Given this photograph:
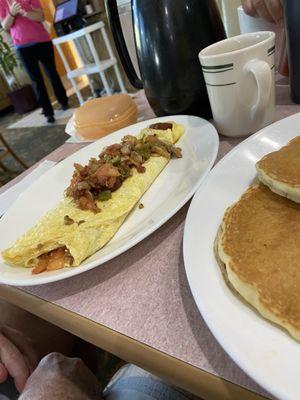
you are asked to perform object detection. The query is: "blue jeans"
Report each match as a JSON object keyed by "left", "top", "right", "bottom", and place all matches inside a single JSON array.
[
  {"left": 0, "top": 364, "right": 199, "bottom": 400},
  {"left": 103, "top": 364, "right": 200, "bottom": 400}
]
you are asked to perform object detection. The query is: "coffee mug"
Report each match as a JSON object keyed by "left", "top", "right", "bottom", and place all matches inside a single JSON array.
[{"left": 199, "top": 31, "right": 275, "bottom": 137}]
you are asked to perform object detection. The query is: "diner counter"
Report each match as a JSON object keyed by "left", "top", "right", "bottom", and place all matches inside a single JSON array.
[{"left": 0, "top": 82, "right": 298, "bottom": 400}]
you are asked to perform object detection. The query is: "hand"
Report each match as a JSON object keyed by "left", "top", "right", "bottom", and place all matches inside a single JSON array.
[
  {"left": 20, "top": 353, "right": 103, "bottom": 400},
  {"left": 19, "top": 8, "right": 27, "bottom": 16},
  {"left": 0, "top": 326, "right": 38, "bottom": 393},
  {"left": 241, "top": 0, "right": 283, "bottom": 25},
  {"left": 7, "top": 0, "right": 23, "bottom": 17}
]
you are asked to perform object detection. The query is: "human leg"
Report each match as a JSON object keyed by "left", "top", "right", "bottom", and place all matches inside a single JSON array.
[
  {"left": 37, "top": 42, "right": 68, "bottom": 108},
  {"left": 17, "top": 46, "right": 54, "bottom": 117},
  {"left": 0, "top": 300, "right": 75, "bottom": 359},
  {"left": 0, "top": 301, "right": 76, "bottom": 398}
]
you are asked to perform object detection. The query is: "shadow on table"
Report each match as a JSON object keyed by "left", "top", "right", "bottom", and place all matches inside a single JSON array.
[{"left": 177, "top": 244, "right": 271, "bottom": 399}]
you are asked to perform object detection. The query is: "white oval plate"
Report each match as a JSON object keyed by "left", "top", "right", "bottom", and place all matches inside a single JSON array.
[
  {"left": 184, "top": 113, "right": 300, "bottom": 400},
  {"left": 0, "top": 115, "right": 218, "bottom": 286}
]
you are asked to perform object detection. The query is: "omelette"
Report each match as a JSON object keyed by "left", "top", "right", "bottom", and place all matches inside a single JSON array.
[
  {"left": 2, "top": 122, "right": 184, "bottom": 274},
  {"left": 256, "top": 136, "right": 300, "bottom": 203},
  {"left": 217, "top": 183, "right": 300, "bottom": 341}
]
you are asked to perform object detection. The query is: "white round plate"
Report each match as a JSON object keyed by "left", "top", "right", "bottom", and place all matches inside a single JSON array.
[
  {"left": 0, "top": 115, "right": 218, "bottom": 286},
  {"left": 184, "top": 113, "right": 300, "bottom": 400}
]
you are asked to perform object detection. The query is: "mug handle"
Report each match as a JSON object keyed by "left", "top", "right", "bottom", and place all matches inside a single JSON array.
[{"left": 245, "top": 59, "right": 272, "bottom": 121}]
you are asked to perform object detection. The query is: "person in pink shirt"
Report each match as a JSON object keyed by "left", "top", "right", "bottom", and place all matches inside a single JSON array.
[{"left": 0, "top": 0, "right": 68, "bottom": 123}]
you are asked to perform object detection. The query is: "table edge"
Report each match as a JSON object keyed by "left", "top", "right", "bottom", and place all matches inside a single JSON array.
[{"left": 0, "top": 285, "right": 269, "bottom": 400}]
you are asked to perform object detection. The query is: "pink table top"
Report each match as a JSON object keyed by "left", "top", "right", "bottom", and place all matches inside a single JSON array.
[{"left": 1, "top": 83, "right": 299, "bottom": 399}]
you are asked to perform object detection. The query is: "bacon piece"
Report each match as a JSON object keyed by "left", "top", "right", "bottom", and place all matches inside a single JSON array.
[
  {"left": 33, "top": 247, "right": 73, "bottom": 274},
  {"left": 32, "top": 261, "right": 47, "bottom": 275},
  {"left": 92, "top": 164, "right": 121, "bottom": 190},
  {"left": 102, "top": 143, "right": 122, "bottom": 157},
  {"left": 94, "top": 163, "right": 120, "bottom": 179},
  {"left": 149, "top": 122, "right": 173, "bottom": 130},
  {"left": 77, "top": 195, "right": 99, "bottom": 213}
]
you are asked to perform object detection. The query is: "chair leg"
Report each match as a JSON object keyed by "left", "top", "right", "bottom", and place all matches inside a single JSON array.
[
  {"left": 0, "top": 133, "right": 28, "bottom": 169},
  {"left": 0, "top": 160, "right": 9, "bottom": 171}
]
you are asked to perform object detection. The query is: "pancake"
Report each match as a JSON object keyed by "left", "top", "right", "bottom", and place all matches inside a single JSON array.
[
  {"left": 217, "top": 183, "right": 300, "bottom": 341},
  {"left": 2, "top": 122, "right": 184, "bottom": 273},
  {"left": 256, "top": 136, "right": 300, "bottom": 202}
]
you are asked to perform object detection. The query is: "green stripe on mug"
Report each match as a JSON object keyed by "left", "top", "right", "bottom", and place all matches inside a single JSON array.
[
  {"left": 202, "top": 68, "right": 233, "bottom": 74},
  {"left": 205, "top": 82, "right": 236, "bottom": 87},
  {"left": 201, "top": 63, "right": 233, "bottom": 70},
  {"left": 268, "top": 45, "right": 275, "bottom": 53}
]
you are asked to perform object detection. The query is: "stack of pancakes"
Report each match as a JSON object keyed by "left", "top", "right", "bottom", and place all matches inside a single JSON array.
[{"left": 216, "top": 136, "right": 300, "bottom": 340}]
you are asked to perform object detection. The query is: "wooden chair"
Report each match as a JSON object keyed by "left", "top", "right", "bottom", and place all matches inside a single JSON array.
[{"left": 0, "top": 132, "right": 28, "bottom": 172}]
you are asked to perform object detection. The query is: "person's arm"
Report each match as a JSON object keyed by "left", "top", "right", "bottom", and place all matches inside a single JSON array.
[
  {"left": 1, "top": 0, "right": 22, "bottom": 31},
  {"left": 1, "top": 13, "right": 15, "bottom": 31},
  {"left": 241, "top": 0, "right": 283, "bottom": 24},
  {"left": 20, "top": 7, "right": 44, "bottom": 22},
  {"left": 19, "top": 0, "right": 44, "bottom": 22}
]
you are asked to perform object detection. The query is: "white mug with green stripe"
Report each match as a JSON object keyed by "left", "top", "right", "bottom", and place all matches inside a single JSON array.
[{"left": 199, "top": 31, "right": 275, "bottom": 137}]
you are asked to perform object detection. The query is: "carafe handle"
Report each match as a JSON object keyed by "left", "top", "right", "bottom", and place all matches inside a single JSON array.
[{"left": 105, "top": 0, "right": 143, "bottom": 89}]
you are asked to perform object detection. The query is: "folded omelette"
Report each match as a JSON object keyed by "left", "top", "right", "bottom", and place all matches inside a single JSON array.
[{"left": 1, "top": 122, "right": 184, "bottom": 274}]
